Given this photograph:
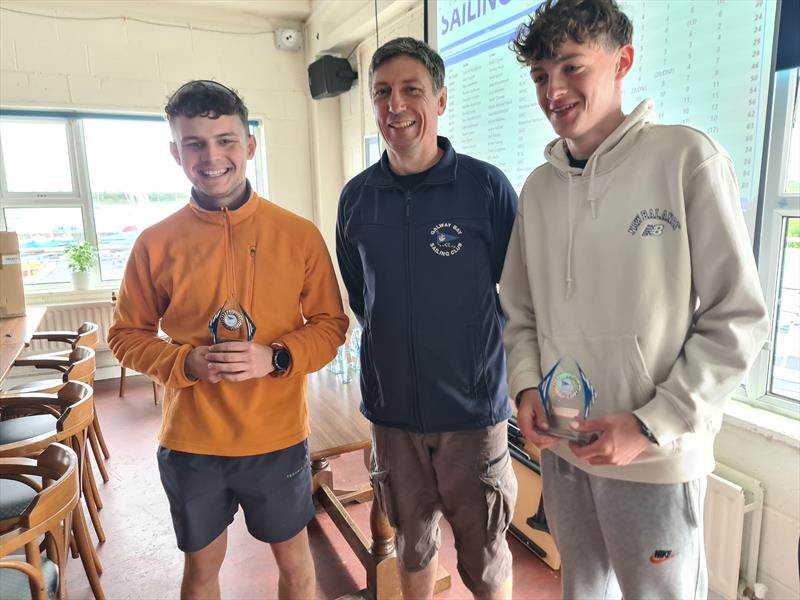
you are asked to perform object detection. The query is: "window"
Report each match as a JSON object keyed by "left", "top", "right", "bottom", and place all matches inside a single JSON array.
[
  {"left": 364, "top": 135, "right": 382, "bottom": 168},
  {"left": 4, "top": 207, "right": 84, "bottom": 285},
  {"left": 0, "top": 112, "right": 265, "bottom": 288},
  {"left": 745, "top": 68, "right": 800, "bottom": 418},
  {"left": 769, "top": 217, "right": 800, "bottom": 401},
  {"left": 0, "top": 120, "right": 74, "bottom": 193},
  {"left": 82, "top": 119, "right": 187, "bottom": 281}
]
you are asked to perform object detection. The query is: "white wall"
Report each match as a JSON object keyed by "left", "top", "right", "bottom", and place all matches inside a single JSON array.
[
  {"left": 0, "top": 2, "right": 314, "bottom": 219},
  {"left": 716, "top": 410, "right": 800, "bottom": 600}
]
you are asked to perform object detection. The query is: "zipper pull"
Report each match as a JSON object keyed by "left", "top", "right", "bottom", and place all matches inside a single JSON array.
[{"left": 405, "top": 192, "right": 412, "bottom": 219}]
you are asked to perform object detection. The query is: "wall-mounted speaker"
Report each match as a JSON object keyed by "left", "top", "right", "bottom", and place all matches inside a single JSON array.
[{"left": 308, "top": 55, "right": 358, "bottom": 99}]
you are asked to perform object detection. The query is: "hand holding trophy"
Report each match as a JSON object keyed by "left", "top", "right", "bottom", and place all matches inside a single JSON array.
[{"left": 537, "top": 357, "right": 598, "bottom": 445}]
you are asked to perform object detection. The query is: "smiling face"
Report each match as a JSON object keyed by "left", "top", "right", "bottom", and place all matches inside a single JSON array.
[
  {"left": 371, "top": 54, "right": 447, "bottom": 174},
  {"left": 531, "top": 37, "right": 633, "bottom": 158},
  {"left": 169, "top": 114, "right": 256, "bottom": 209}
]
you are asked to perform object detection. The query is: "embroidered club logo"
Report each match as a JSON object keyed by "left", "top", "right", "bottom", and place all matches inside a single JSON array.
[
  {"left": 430, "top": 222, "right": 463, "bottom": 257},
  {"left": 627, "top": 208, "right": 681, "bottom": 237},
  {"left": 649, "top": 550, "right": 675, "bottom": 564}
]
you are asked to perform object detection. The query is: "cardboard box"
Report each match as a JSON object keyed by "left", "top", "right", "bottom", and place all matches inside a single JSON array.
[{"left": 0, "top": 231, "right": 26, "bottom": 317}]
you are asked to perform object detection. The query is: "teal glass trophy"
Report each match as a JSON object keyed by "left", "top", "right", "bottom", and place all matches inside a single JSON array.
[{"left": 537, "top": 357, "right": 597, "bottom": 444}]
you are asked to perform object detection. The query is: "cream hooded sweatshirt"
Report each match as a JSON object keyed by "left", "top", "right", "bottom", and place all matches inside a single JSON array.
[{"left": 499, "top": 100, "right": 769, "bottom": 484}]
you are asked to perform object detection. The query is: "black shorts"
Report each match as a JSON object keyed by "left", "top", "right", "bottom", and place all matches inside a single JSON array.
[{"left": 157, "top": 440, "right": 314, "bottom": 553}]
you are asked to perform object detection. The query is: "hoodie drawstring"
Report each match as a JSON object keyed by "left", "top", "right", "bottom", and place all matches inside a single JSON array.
[
  {"left": 565, "top": 172, "right": 575, "bottom": 299},
  {"left": 565, "top": 158, "right": 605, "bottom": 298},
  {"left": 587, "top": 158, "right": 600, "bottom": 219}
]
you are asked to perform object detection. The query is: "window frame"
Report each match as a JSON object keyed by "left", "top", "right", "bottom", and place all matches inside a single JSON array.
[
  {"left": 0, "top": 116, "right": 82, "bottom": 200},
  {"left": 0, "top": 110, "right": 266, "bottom": 291},
  {"left": 740, "top": 67, "right": 800, "bottom": 419}
]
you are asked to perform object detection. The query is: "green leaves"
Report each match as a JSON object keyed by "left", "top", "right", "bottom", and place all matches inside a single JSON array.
[{"left": 64, "top": 241, "right": 97, "bottom": 272}]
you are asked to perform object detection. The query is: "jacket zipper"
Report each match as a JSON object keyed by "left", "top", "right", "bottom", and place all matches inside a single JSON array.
[
  {"left": 248, "top": 246, "right": 256, "bottom": 319},
  {"left": 405, "top": 191, "right": 423, "bottom": 431}
]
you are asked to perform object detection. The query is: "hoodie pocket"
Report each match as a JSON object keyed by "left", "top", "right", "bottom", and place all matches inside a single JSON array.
[{"left": 540, "top": 334, "right": 656, "bottom": 418}]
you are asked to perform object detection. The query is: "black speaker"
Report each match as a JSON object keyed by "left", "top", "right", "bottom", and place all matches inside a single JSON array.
[{"left": 308, "top": 55, "right": 358, "bottom": 99}]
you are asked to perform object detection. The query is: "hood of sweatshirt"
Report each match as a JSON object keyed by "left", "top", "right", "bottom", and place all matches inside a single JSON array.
[{"left": 542, "top": 100, "right": 657, "bottom": 297}]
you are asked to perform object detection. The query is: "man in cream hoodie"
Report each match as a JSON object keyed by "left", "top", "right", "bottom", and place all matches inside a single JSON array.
[{"left": 501, "top": 0, "right": 769, "bottom": 598}]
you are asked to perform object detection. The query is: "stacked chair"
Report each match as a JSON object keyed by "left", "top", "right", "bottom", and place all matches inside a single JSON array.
[
  {"left": 0, "top": 443, "right": 79, "bottom": 600},
  {"left": 9, "top": 344, "right": 110, "bottom": 487},
  {"left": 0, "top": 381, "right": 105, "bottom": 599},
  {"left": 22, "top": 322, "right": 112, "bottom": 479},
  {"left": 0, "top": 320, "right": 110, "bottom": 600}
]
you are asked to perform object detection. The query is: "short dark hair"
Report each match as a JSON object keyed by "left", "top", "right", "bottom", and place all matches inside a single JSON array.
[
  {"left": 165, "top": 80, "right": 250, "bottom": 133},
  {"left": 511, "top": 0, "right": 633, "bottom": 65},
  {"left": 369, "top": 37, "right": 445, "bottom": 92}
]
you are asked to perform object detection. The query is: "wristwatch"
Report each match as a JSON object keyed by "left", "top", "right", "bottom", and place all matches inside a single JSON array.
[
  {"left": 270, "top": 343, "right": 292, "bottom": 377},
  {"left": 634, "top": 415, "right": 658, "bottom": 445}
]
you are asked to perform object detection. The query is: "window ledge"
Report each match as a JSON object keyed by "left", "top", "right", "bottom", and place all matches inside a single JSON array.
[
  {"left": 25, "top": 285, "right": 117, "bottom": 306},
  {"left": 723, "top": 399, "right": 800, "bottom": 449}
]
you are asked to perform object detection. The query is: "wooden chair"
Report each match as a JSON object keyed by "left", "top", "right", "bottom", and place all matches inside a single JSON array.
[
  {"left": 5, "top": 347, "right": 110, "bottom": 487},
  {"left": 112, "top": 292, "right": 160, "bottom": 405},
  {"left": 0, "top": 381, "right": 106, "bottom": 600},
  {"left": 18, "top": 323, "right": 112, "bottom": 468},
  {"left": 0, "top": 443, "right": 79, "bottom": 600},
  {"left": 29, "top": 322, "right": 99, "bottom": 354}
]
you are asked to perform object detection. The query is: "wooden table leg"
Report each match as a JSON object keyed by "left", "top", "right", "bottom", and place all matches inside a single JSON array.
[
  {"left": 365, "top": 476, "right": 401, "bottom": 600},
  {"left": 312, "top": 457, "right": 333, "bottom": 494},
  {"left": 318, "top": 449, "right": 451, "bottom": 600}
]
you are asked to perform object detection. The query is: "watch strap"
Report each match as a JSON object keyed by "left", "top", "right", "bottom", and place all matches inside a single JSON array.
[{"left": 634, "top": 415, "right": 658, "bottom": 445}]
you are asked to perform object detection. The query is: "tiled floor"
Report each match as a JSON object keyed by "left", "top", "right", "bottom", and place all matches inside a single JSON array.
[{"left": 64, "top": 376, "right": 561, "bottom": 599}]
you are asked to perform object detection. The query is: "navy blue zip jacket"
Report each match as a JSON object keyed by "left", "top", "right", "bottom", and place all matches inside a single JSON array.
[{"left": 336, "top": 136, "right": 518, "bottom": 433}]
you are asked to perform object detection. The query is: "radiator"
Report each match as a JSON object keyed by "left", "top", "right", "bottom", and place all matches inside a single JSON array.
[
  {"left": 29, "top": 301, "right": 115, "bottom": 353},
  {"left": 704, "top": 464, "right": 765, "bottom": 600}
]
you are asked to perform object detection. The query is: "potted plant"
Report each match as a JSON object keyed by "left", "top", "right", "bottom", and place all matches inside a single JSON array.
[{"left": 64, "top": 241, "right": 97, "bottom": 290}]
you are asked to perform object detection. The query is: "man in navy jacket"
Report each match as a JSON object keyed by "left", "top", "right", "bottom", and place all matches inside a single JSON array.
[{"left": 336, "top": 37, "right": 518, "bottom": 600}]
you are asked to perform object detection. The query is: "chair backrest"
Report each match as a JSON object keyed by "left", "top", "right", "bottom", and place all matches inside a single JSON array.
[
  {"left": 64, "top": 347, "right": 96, "bottom": 386},
  {"left": 29, "top": 321, "right": 98, "bottom": 351},
  {"left": 74, "top": 322, "right": 99, "bottom": 350},
  {"left": 0, "top": 443, "right": 79, "bottom": 600},
  {"left": 0, "top": 381, "right": 94, "bottom": 459},
  {"left": 55, "top": 381, "right": 95, "bottom": 441}
]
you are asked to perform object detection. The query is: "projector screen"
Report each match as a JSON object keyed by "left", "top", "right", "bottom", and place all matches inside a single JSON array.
[{"left": 427, "top": 0, "right": 780, "bottom": 238}]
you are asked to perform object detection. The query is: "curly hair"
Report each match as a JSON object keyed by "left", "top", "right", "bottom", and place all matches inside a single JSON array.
[
  {"left": 165, "top": 80, "right": 249, "bottom": 133},
  {"left": 511, "top": 0, "right": 633, "bottom": 65}
]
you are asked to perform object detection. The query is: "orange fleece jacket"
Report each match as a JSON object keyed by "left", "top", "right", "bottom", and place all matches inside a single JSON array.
[{"left": 108, "top": 191, "right": 348, "bottom": 456}]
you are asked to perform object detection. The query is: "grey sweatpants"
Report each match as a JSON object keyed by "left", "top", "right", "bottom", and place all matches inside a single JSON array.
[{"left": 541, "top": 451, "right": 708, "bottom": 600}]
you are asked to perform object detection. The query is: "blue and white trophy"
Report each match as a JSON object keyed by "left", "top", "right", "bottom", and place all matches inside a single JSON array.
[{"left": 537, "top": 357, "right": 597, "bottom": 444}]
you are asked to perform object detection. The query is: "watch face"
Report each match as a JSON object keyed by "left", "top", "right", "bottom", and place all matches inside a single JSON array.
[{"left": 274, "top": 349, "right": 291, "bottom": 370}]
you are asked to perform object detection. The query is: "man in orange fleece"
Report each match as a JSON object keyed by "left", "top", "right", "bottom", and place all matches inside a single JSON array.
[{"left": 108, "top": 80, "right": 348, "bottom": 600}]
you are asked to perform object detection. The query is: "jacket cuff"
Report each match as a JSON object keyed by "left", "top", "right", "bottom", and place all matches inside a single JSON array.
[
  {"left": 171, "top": 345, "right": 200, "bottom": 389},
  {"left": 274, "top": 338, "right": 296, "bottom": 378},
  {"left": 633, "top": 393, "right": 690, "bottom": 447},
  {"left": 508, "top": 370, "right": 542, "bottom": 404}
]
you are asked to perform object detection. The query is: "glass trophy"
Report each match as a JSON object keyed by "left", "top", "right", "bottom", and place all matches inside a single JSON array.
[
  {"left": 537, "top": 357, "right": 597, "bottom": 444},
  {"left": 208, "top": 301, "right": 256, "bottom": 345}
]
